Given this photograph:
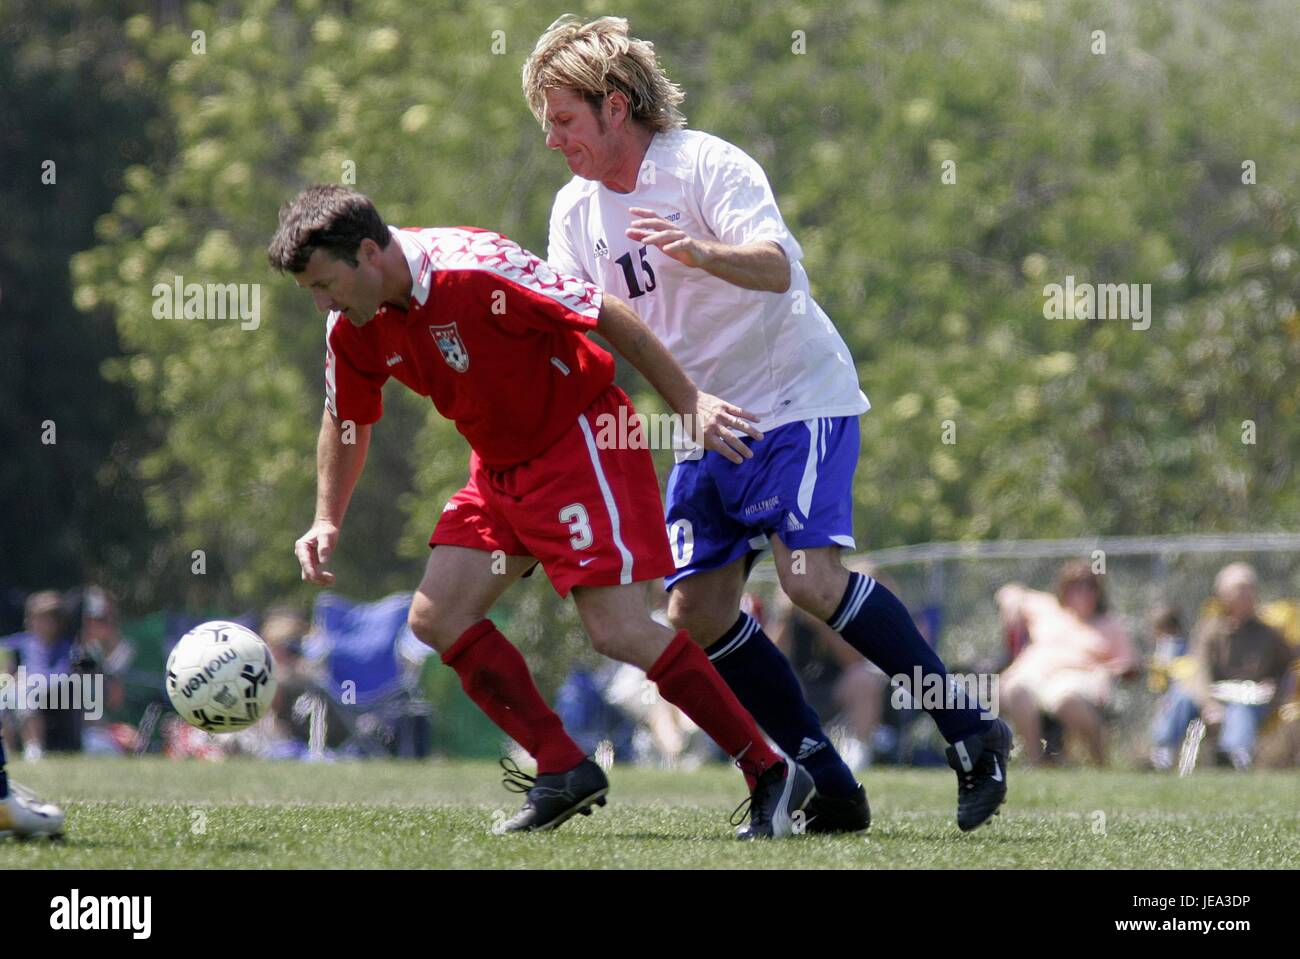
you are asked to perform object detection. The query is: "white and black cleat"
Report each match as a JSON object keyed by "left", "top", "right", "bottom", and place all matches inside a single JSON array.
[
  {"left": 733, "top": 761, "right": 816, "bottom": 840},
  {"left": 945, "top": 718, "right": 1012, "bottom": 832},
  {"left": 0, "top": 783, "right": 66, "bottom": 840}
]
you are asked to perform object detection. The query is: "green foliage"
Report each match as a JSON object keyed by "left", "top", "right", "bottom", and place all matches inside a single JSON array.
[
  {"left": 57, "top": 0, "right": 1300, "bottom": 621},
  {"left": 0, "top": 1, "right": 162, "bottom": 610}
]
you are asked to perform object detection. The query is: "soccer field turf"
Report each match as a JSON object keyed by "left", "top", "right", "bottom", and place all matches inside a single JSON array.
[{"left": 5, "top": 757, "right": 1298, "bottom": 869}]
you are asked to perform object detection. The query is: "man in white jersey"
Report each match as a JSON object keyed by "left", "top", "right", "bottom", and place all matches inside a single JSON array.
[{"left": 524, "top": 16, "right": 1012, "bottom": 833}]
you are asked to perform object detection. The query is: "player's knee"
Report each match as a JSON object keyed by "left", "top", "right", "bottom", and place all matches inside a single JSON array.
[
  {"left": 406, "top": 604, "right": 439, "bottom": 648},
  {"left": 780, "top": 575, "right": 841, "bottom": 621},
  {"left": 586, "top": 628, "right": 619, "bottom": 661},
  {"left": 586, "top": 621, "right": 635, "bottom": 663},
  {"left": 585, "top": 613, "right": 665, "bottom": 668},
  {"left": 666, "top": 609, "right": 729, "bottom": 647},
  {"left": 666, "top": 594, "right": 731, "bottom": 647},
  {"left": 407, "top": 599, "right": 459, "bottom": 653}
]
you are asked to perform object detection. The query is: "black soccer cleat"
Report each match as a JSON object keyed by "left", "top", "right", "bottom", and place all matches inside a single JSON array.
[
  {"left": 733, "top": 760, "right": 816, "bottom": 840},
  {"left": 495, "top": 756, "right": 609, "bottom": 833},
  {"left": 945, "top": 718, "right": 1012, "bottom": 832},
  {"left": 803, "top": 783, "right": 871, "bottom": 834}
]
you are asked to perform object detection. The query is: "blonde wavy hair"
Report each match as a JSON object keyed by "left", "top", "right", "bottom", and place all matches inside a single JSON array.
[{"left": 523, "top": 15, "right": 686, "bottom": 133}]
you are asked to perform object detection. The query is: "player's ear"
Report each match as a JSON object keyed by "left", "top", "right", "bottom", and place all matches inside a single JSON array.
[{"left": 607, "top": 90, "right": 629, "bottom": 129}]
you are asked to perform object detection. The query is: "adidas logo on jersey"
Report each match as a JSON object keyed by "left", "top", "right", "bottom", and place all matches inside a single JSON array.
[
  {"left": 784, "top": 512, "right": 804, "bottom": 532},
  {"left": 593, "top": 238, "right": 609, "bottom": 258}
]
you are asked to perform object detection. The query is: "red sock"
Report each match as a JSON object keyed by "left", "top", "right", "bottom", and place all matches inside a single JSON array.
[
  {"left": 647, "top": 630, "right": 782, "bottom": 785},
  {"left": 440, "top": 620, "right": 585, "bottom": 774}
]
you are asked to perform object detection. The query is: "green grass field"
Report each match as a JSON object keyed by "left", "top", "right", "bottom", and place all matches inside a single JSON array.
[{"left": 4, "top": 757, "right": 1298, "bottom": 869}]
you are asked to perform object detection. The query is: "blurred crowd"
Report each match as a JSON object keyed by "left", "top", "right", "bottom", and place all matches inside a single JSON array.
[
  {"left": 0, "top": 590, "right": 415, "bottom": 762},
  {"left": 2, "top": 560, "right": 1298, "bottom": 772},
  {"left": 1, "top": 587, "right": 135, "bottom": 760},
  {"left": 994, "top": 561, "right": 1298, "bottom": 770},
  {"left": 552, "top": 561, "right": 1300, "bottom": 773}
]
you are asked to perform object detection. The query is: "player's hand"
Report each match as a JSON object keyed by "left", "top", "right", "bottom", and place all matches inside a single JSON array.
[
  {"left": 626, "top": 207, "right": 710, "bottom": 269},
  {"left": 1202, "top": 701, "right": 1225, "bottom": 725},
  {"left": 295, "top": 520, "right": 339, "bottom": 586},
  {"left": 694, "top": 392, "right": 763, "bottom": 464}
]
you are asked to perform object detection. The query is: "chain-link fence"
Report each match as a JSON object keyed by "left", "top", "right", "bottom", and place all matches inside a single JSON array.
[{"left": 742, "top": 533, "right": 1300, "bottom": 763}]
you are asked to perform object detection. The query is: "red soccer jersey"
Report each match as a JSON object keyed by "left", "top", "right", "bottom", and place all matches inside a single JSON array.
[{"left": 324, "top": 226, "right": 614, "bottom": 469}]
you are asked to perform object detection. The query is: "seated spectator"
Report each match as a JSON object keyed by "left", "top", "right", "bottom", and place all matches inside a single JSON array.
[
  {"left": 263, "top": 607, "right": 317, "bottom": 724},
  {"left": 236, "top": 607, "right": 348, "bottom": 759},
  {"left": 1255, "top": 600, "right": 1300, "bottom": 767},
  {"left": 75, "top": 586, "right": 140, "bottom": 754},
  {"left": 1145, "top": 605, "right": 1188, "bottom": 696},
  {"left": 1150, "top": 605, "right": 1187, "bottom": 666},
  {"left": 558, "top": 664, "right": 644, "bottom": 763},
  {"left": 998, "top": 562, "right": 1137, "bottom": 766},
  {"left": 6, "top": 591, "right": 84, "bottom": 758},
  {"left": 560, "top": 583, "right": 701, "bottom": 768},
  {"left": 1149, "top": 563, "right": 1296, "bottom": 770}
]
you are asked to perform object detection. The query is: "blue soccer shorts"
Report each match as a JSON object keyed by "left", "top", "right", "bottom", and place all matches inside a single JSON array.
[{"left": 663, "top": 415, "right": 860, "bottom": 588}]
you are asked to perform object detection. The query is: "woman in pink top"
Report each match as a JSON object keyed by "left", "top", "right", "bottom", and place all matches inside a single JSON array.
[{"left": 998, "top": 562, "right": 1137, "bottom": 765}]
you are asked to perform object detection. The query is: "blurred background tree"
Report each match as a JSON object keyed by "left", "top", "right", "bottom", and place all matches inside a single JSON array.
[
  {"left": 0, "top": 0, "right": 168, "bottom": 627},
  {"left": 4, "top": 0, "right": 1296, "bottom": 676}
]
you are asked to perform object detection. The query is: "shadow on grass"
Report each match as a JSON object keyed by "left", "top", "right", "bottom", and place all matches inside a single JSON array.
[
  {"left": 861, "top": 826, "right": 1053, "bottom": 845},
  {"left": 591, "top": 831, "right": 742, "bottom": 842},
  {"left": 35, "top": 836, "right": 271, "bottom": 854}
]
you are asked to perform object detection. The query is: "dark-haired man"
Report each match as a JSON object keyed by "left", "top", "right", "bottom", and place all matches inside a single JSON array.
[{"left": 269, "top": 185, "right": 814, "bottom": 837}]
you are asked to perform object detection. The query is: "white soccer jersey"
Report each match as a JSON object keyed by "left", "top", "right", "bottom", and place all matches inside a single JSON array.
[{"left": 548, "top": 128, "right": 869, "bottom": 439}]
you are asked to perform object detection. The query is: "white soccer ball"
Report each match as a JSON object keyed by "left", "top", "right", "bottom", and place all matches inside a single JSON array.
[{"left": 165, "top": 620, "right": 276, "bottom": 732}]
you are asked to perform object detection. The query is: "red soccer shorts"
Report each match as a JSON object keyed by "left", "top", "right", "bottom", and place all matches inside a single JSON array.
[{"left": 429, "top": 385, "right": 675, "bottom": 597}]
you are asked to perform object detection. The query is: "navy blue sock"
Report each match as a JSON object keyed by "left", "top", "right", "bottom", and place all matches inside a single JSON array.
[
  {"left": 0, "top": 722, "right": 7, "bottom": 799},
  {"left": 829, "top": 572, "right": 989, "bottom": 743},
  {"left": 705, "top": 613, "right": 859, "bottom": 798}
]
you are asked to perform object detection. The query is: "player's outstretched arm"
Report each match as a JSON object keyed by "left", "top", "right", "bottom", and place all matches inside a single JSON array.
[
  {"left": 596, "top": 295, "right": 763, "bottom": 464},
  {"left": 295, "top": 408, "right": 371, "bottom": 585},
  {"left": 625, "top": 207, "right": 791, "bottom": 293}
]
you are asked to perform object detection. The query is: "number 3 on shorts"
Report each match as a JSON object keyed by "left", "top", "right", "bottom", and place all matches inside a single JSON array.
[{"left": 559, "top": 503, "right": 593, "bottom": 550}]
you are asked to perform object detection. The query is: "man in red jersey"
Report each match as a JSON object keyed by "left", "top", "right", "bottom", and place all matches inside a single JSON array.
[{"left": 268, "top": 185, "right": 813, "bottom": 837}]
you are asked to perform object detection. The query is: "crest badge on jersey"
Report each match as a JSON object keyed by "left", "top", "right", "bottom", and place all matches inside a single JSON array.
[{"left": 430, "top": 322, "right": 469, "bottom": 372}]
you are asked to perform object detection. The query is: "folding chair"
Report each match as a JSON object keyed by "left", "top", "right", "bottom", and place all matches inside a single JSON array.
[
  {"left": 1178, "top": 679, "right": 1276, "bottom": 775},
  {"left": 310, "top": 592, "right": 434, "bottom": 758}
]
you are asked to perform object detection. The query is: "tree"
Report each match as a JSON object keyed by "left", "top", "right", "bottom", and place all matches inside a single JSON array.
[
  {"left": 64, "top": 0, "right": 1299, "bottom": 644},
  {"left": 0, "top": 0, "right": 162, "bottom": 619}
]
